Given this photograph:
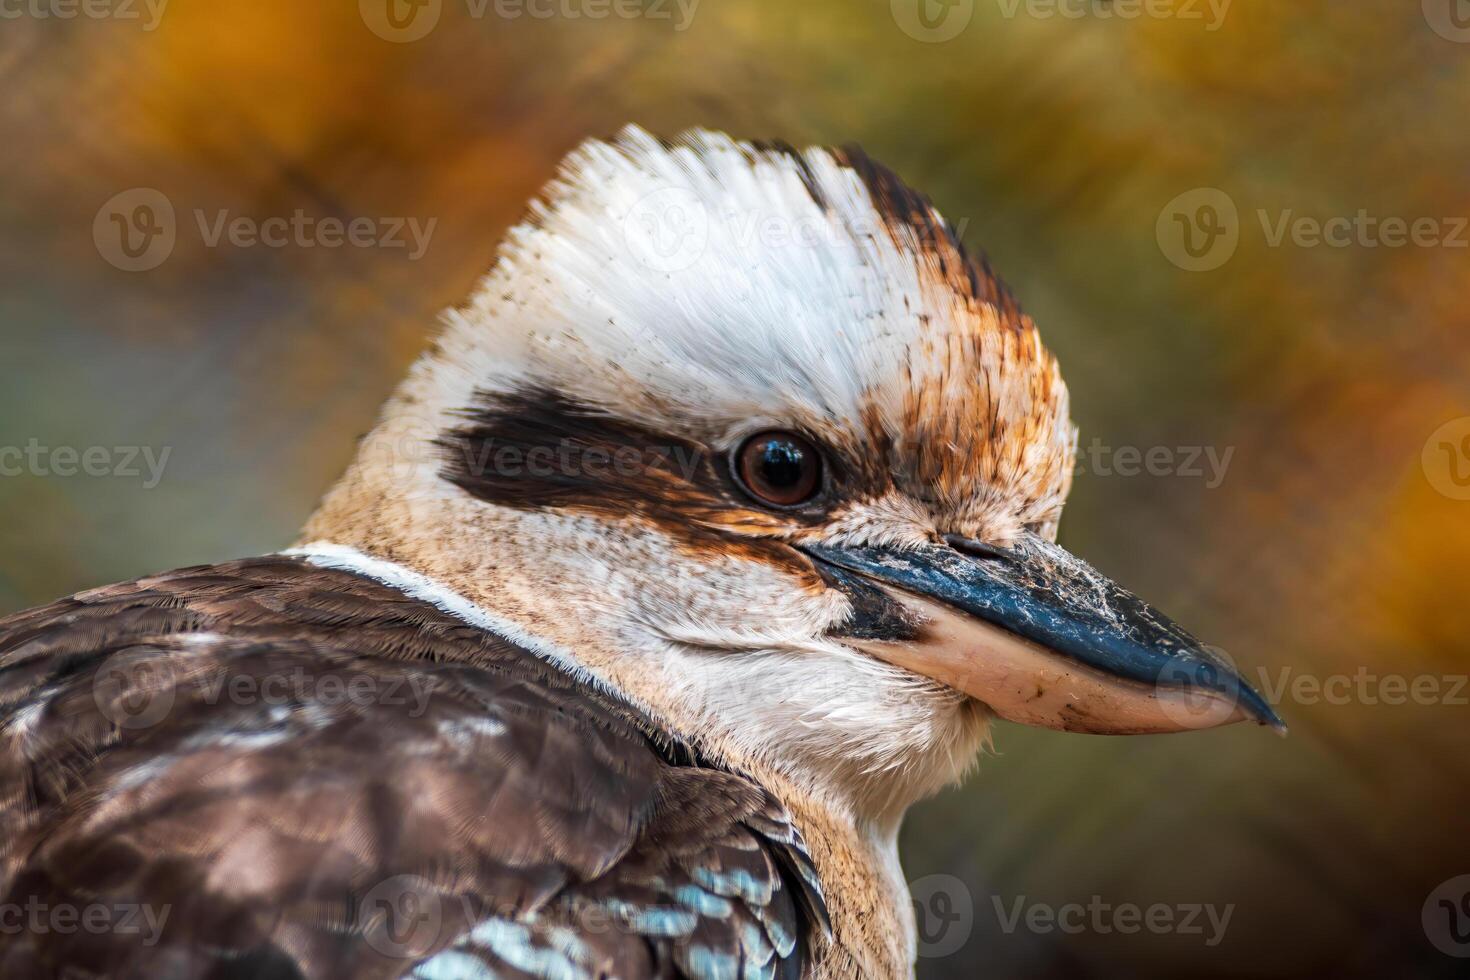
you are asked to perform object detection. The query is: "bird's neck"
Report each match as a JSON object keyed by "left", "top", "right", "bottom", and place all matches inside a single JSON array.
[
  {"left": 286, "top": 536, "right": 921, "bottom": 979},
  {"left": 754, "top": 768, "right": 920, "bottom": 978},
  {"left": 301, "top": 411, "right": 956, "bottom": 976}
]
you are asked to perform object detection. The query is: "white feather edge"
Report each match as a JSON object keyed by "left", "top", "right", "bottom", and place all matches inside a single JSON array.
[{"left": 280, "top": 541, "right": 665, "bottom": 723}]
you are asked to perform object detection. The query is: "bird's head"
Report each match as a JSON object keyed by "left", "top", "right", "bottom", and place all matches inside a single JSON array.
[{"left": 304, "top": 127, "right": 1281, "bottom": 820}]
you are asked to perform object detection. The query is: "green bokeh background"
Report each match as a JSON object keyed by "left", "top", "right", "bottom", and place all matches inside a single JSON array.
[{"left": 2, "top": 2, "right": 1468, "bottom": 976}]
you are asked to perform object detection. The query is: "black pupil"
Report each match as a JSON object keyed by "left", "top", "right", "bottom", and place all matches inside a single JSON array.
[{"left": 758, "top": 440, "right": 806, "bottom": 488}]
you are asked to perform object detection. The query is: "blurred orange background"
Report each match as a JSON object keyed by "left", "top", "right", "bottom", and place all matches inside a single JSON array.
[{"left": 2, "top": 1, "right": 1467, "bottom": 976}]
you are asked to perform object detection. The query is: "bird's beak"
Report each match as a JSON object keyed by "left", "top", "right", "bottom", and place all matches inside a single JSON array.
[{"left": 801, "top": 534, "right": 1284, "bottom": 735}]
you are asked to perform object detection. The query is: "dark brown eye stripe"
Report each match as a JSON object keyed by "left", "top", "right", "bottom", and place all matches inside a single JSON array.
[
  {"left": 435, "top": 388, "right": 825, "bottom": 573},
  {"left": 438, "top": 388, "right": 714, "bottom": 518}
]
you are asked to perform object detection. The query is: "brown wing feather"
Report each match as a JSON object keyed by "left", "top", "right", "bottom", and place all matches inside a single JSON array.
[{"left": 0, "top": 557, "right": 827, "bottom": 979}]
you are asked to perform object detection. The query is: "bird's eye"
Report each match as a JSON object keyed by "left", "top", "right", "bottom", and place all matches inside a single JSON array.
[{"left": 733, "top": 431, "right": 824, "bottom": 508}]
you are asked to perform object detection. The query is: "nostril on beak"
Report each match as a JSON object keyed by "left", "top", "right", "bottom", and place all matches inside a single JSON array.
[{"left": 941, "top": 533, "right": 1015, "bottom": 562}]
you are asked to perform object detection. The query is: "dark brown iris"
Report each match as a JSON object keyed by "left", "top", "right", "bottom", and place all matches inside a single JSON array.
[{"left": 734, "top": 431, "right": 823, "bottom": 508}]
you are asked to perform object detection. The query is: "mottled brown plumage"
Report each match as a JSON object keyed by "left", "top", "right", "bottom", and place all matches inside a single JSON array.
[{"left": 0, "top": 557, "right": 826, "bottom": 978}]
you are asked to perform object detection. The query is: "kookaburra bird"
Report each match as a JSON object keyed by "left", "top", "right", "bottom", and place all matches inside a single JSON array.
[{"left": 0, "top": 127, "right": 1281, "bottom": 979}]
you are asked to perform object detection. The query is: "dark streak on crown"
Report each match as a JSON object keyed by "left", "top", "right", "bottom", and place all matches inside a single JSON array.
[
  {"left": 748, "top": 138, "right": 829, "bottom": 210},
  {"left": 832, "top": 146, "right": 1024, "bottom": 325}
]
